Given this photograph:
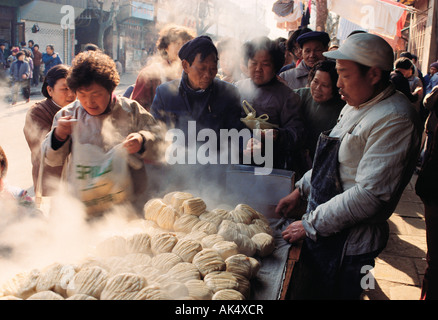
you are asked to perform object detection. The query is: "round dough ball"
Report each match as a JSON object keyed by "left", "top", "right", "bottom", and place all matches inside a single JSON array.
[
  {"left": 233, "top": 273, "right": 251, "bottom": 298},
  {"left": 251, "top": 232, "right": 275, "bottom": 257},
  {"left": 212, "top": 241, "right": 239, "bottom": 260},
  {"left": 199, "top": 209, "right": 229, "bottom": 228},
  {"left": 212, "top": 289, "right": 245, "bottom": 300},
  {"left": 151, "top": 232, "right": 179, "bottom": 255},
  {"left": 203, "top": 271, "right": 239, "bottom": 293},
  {"left": 100, "top": 273, "right": 147, "bottom": 300},
  {"left": 134, "top": 284, "right": 172, "bottom": 300},
  {"left": 66, "top": 266, "right": 108, "bottom": 299},
  {"left": 201, "top": 234, "right": 225, "bottom": 248},
  {"left": 181, "top": 230, "right": 208, "bottom": 242},
  {"left": 151, "top": 253, "right": 183, "bottom": 273},
  {"left": 133, "top": 266, "right": 163, "bottom": 282},
  {"left": 173, "top": 214, "right": 200, "bottom": 233},
  {"left": 191, "top": 220, "right": 217, "bottom": 235},
  {"left": 66, "top": 294, "right": 98, "bottom": 300},
  {"left": 251, "top": 218, "right": 273, "bottom": 235},
  {"left": 235, "top": 204, "right": 260, "bottom": 219},
  {"left": 123, "top": 253, "right": 152, "bottom": 267},
  {"left": 235, "top": 222, "right": 254, "bottom": 238},
  {"left": 27, "top": 291, "right": 64, "bottom": 300},
  {"left": 171, "top": 239, "right": 202, "bottom": 263},
  {"left": 170, "top": 192, "right": 194, "bottom": 212},
  {"left": 185, "top": 280, "right": 213, "bottom": 300},
  {"left": 182, "top": 197, "right": 207, "bottom": 216},
  {"left": 156, "top": 205, "right": 178, "bottom": 230},
  {"left": 235, "top": 234, "right": 256, "bottom": 257},
  {"left": 167, "top": 262, "right": 201, "bottom": 282},
  {"left": 126, "top": 233, "right": 152, "bottom": 254},
  {"left": 0, "top": 296, "right": 23, "bottom": 300},
  {"left": 0, "top": 269, "right": 40, "bottom": 300},
  {"left": 225, "top": 254, "right": 253, "bottom": 279},
  {"left": 162, "top": 191, "right": 178, "bottom": 205},
  {"left": 217, "top": 220, "right": 239, "bottom": 243},
  {"left": 36, "top": 263, "right": 77, "bottom": 297},
  {"left": 229, "top": 205, "right": 254, "bottom": 224},
  {"left": 96, "top": 236, "right": 128, "bottom": 258},
  {"left": 192, "top": 249, "right": 226, "bottom": 277},
  {"left": 144, "top": 198, "right": 167, "bottom": 222},
  {"left": 162, "top": 281, "right": 189, "bottom": 299},
  {"left": 248, "top": 257, "right": 261, "bottom": 279}
]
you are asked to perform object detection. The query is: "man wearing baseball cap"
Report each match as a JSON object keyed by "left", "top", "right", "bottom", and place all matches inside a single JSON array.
[
  {"left": 279, "top": 30, "right": 330, "bottom": 90},
  {"left": 276, "top": 32, "right": 422, "bottom": 299}
]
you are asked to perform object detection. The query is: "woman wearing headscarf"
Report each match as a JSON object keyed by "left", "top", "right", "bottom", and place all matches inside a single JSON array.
[
  {"left": 130, "top": 24, "right": 196, "bottom": 111},
  {"left": 23, "top": 64, "right": 76, "bottom": 196}
]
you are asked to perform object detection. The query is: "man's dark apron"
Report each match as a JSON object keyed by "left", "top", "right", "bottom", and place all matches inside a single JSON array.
[{"left": 294, "top": 119, "right": 362, "bottom": 299}]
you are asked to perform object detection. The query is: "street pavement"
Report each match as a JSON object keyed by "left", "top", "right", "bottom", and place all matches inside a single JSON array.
[{"left": 0, "top": 72, "right": 427, "bottom": 300}]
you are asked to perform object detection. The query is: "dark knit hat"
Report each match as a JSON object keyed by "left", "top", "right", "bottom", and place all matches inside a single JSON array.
[
  {"left": 178, "top": 35, "right": 218, "bottom": 61},
  {"left": 430, "top": 62, "right": 438, "bottom": 70},
  {"left": 297, "top": 31, "right": 330, "bottom": 48}
]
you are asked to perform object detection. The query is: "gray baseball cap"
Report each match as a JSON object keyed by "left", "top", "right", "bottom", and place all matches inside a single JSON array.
[{"left": 323, "top": 33, "right": 394, "bottom": 71}]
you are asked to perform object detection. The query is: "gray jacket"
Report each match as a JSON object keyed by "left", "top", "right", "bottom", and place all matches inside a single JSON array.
[
  {"left": 10, "top": 60, "right": 30, "bottom": 82},
  {"left": 279, "top": 61, "right": 311, "bottom": 90}
]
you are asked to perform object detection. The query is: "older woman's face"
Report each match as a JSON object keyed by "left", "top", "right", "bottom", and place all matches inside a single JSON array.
[
  {"left": 248, "top": 50, "right": 276, "bottom": 86},
  {"left": 76, "top": 82, "right": 111, "bottom": 116},
  {"left": 47, "top": 78, "right": 76, "bottom": 107},
  {"left": 310, "top": 70, "right": 333, "bottom": 103}
]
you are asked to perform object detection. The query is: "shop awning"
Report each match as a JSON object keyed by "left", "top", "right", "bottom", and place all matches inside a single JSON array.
[{"left": 328, "top": 0, "right": 409, "bottom": 38}]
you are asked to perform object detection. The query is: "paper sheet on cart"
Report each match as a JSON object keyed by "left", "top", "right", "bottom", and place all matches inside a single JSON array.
[{"left": 251, "top": 218, "right": 294, "bottom": 300}]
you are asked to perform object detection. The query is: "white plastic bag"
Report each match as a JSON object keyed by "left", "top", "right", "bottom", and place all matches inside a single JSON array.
[
  {"left": 240, "top": 100, "right": 279, "bottom": 130},
  {"left": 70, "top": 141, "right": 133, "bottom": 215}
]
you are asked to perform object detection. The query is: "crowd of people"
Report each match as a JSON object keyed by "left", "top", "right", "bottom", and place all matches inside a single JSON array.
[
  {"left": 0, "top": 40, "right": 62, "bottom": 105},
  {"left": 1, "top": 23, "right": 438, "bottom": 301}
]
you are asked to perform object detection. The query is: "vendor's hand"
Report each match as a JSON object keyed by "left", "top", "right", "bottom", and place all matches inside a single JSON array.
[
  {"left": 275, "top": 188, "right": 301, "bottom": 218},
  {"left": 123, "top": 133, "right": 143, "bottom": 154},
  {"left": 22, "top": 74, "right": 28, "bottom": 80},
  {"left": 54, "top": 116, "right": 75, "bottom": 141},
  {"left": 282, "top": 220, "right": 306, "bottom": 244}
]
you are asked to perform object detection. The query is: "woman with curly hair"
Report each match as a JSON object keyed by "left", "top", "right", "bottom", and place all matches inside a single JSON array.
[
  {"left": 130, "top": 24, "right": 196, "bottom": 110},
  {"left": 41, "top": 50, "right": 162, "bottom": 217}
]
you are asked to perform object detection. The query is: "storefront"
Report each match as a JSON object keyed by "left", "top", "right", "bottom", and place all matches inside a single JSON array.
[
  {"left": 19, "top": 0, "right": 86, "bottom": 65},
  {"left": 117, "top": 1, "right": 156, "bottom": 73},
  {"left": 0, "top": 4, "right": 21, "bottom": 52}
]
